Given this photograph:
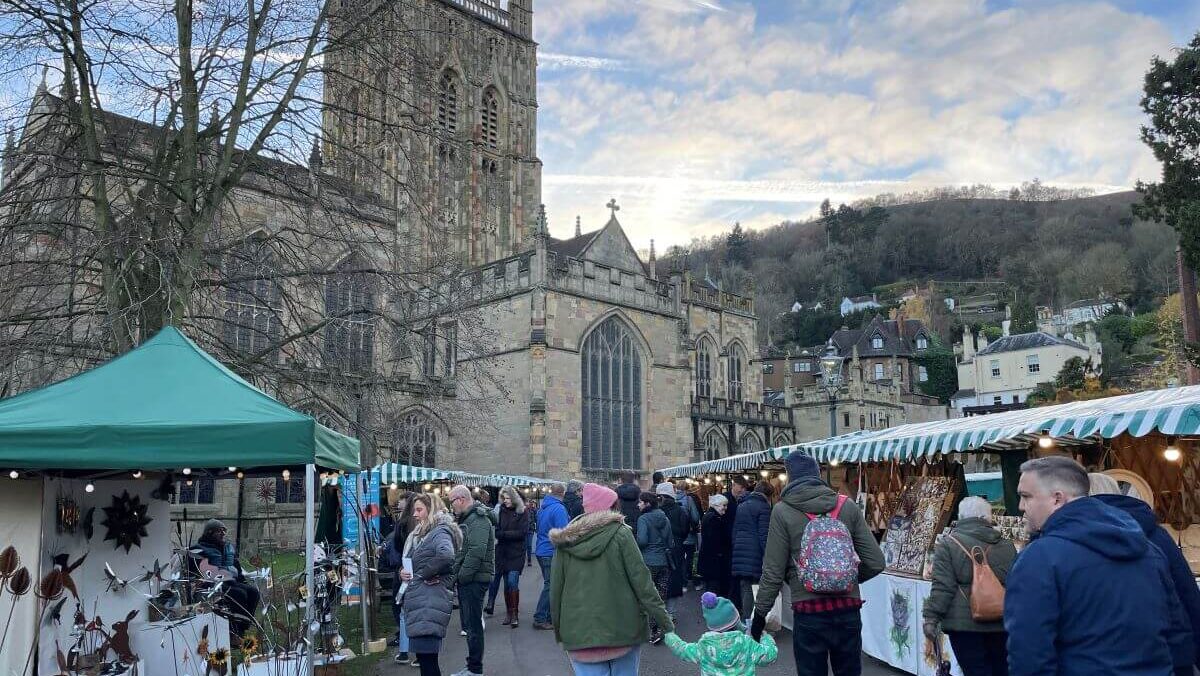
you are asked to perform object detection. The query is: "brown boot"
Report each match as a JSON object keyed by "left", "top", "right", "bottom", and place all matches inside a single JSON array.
[
  {"left": 510, "top": 590, "right": 520, "bottom": 628},
  {"left": 502, "top": 590, "right": 514, "bottom": 626}
]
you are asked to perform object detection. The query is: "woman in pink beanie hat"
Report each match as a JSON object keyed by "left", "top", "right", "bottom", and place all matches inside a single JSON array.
[
  {"left": 582, "top": 482, "right": 618, "bottom": 514},
  {"left": 549, "top": 482, "right": 674, "bottom": 674}
]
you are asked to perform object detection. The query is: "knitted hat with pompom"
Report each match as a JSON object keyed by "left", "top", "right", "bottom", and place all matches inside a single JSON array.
[{"left": 700, "top": 591, "right": 742, "bottom": 632}]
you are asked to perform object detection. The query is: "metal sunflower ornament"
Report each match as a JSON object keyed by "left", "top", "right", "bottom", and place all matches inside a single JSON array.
[{"left": 205, "top": 647, "right": 230, "bottom": 676}]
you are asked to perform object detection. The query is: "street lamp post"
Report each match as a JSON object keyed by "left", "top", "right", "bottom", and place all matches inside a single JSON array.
[{"left": 819, "top": 341, "right": 844, "bottom": 438}]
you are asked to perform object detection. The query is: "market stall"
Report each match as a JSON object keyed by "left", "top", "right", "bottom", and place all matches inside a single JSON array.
[
  {"left": 786, "top": 384, "right": 1200, "bottom": 676},
  {"left": 0, "top": 327, "right": 360, "bottom": 676}
]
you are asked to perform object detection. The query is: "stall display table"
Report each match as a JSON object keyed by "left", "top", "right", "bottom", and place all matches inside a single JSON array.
[{"left": 860, "top": 573, "right": 962, "bottom": 676}]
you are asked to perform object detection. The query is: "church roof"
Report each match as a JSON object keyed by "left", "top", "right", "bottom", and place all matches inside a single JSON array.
[
  {"left": 547, "top": 214, "right": 649, "bottom": 275},
  {"left": 25, "top": 92, "right": 393, "bottom": 216},
  {"left": 548, "top": 229, "right": 601, "bottom": 260}
]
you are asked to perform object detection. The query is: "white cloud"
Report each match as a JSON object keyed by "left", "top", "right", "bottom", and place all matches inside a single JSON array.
[
  {"left": 540, "top": 53, "right": 628, "bottom": 71},
  {"left": 536, "top": 0, "right": 1175, "bottom": 247}
]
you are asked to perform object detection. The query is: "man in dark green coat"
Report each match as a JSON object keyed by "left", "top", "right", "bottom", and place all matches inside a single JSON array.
[
  {"left": 752, "top": 452, "right": 885, "bottom": 676},
  {"left": 922, "top": 496, "right": 1016, "bottom": 676},
  {"left": 450, "top": 485, "right": 496, "bottom": 676}
]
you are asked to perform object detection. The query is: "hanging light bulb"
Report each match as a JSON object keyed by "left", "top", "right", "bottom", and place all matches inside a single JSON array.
[
  {"left": 282, "top": 469, "right": 291, "bottom": 481},
  {"left": 236, "top": 471, "right": 245, "bottom": 480},
  {"left": 830, "top": 458, "right": 841, "bottom": 467},
  {"left": 182, "top": 467, "right": 192, "bottom": 475},
  {"left": 1164, "top": 437, "right": 1182, "bottom": 462},
  {"left": 390, "top": 482, "right": 399, "bottom": 490},
  {"left": 8, "top": 470, "right": 18, "bottom": 479},
  {"left": 1037, "top": 434, "right": 1054, "bottom": 449},
  {"left": 185, "top": 479, "right": 194, "bottom": 487},
  {"left": 84, "top": 482, "right": 95, "bottom": 493},
  {"left": 778, "top": 473, "right": 788, "bottom": 482},
  {"left": 424, "top": 484, "right": 432, "bottom": 491},
  {"left": 760, "top": 470, "right": 769, "bottom": 478},
  {"left": 132, "top": 470, "right": 143, "bottom": 479},
  {"left": 228, "top": 466, "right": 237, "bottom": 472}
]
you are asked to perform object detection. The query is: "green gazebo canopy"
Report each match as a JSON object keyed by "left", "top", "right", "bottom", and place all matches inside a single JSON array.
[{"left": 0, "top": 327, "right": 359, "bottom": 471}]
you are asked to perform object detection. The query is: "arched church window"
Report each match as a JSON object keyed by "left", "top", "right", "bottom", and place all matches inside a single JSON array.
[
  {"left": 696, "top": 338, "right": 714, "bottom": 399},
  {"left": 704, "top": 429, "right": 724, "bottom": 462},
  {"left": 324, "top": 254, "right": 376, "bottom": 371},
  {"left": 728, "top": 344, "right": 745, "bottom": 402},
  {"left": 222, "top": 237, "right": 282, "bottom": 361},
  {"left": 740, "top": 431, "right": 762, "bottom": 454},
  {"left": 581, "top": 316, "right": 643, "bottom": 470},
  {"left": 392, "top": 412, "right": 437, "bottom": 468},
  {"left": 437, "top": 72, "right": 459, "bottom": 135},
  {"left": 481, "top": 88, "right": 500, "bottom": 150}
]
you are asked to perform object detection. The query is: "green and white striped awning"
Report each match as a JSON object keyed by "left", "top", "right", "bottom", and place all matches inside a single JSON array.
[
  {"left": 377, "top": 463, "right": 461, "bottom": 485},
  {"left": 658, "top": 448, "right": 789, "bottom": 479},
  {"left": 375, "top": 464, "right": 561, "bottom": 488},
  {"left": 482, "top": 474, "right": 562, "bottom": 487},
  {"left": 792, "top": 385, "right": 1200, "bottom": 463}
]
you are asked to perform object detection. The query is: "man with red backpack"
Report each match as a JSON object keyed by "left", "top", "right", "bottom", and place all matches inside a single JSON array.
[{"left": 751, "top": 451, "right": 885, "bottom": 676}]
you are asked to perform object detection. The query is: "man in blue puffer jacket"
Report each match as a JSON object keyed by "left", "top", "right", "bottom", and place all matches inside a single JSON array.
[
  {"left": 730, "top": 481, "right": 773, "bottom": 618},
  {"left": 532, "top": 484, "right": 570, "bottom": 630},
  {"left": 1006, "top": 456, "right": 1191, "bottom": 676}
]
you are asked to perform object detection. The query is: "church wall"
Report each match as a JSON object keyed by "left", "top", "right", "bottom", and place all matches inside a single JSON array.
[
  {"left": 686, "top": 302, "right": 762, "bottom": 401},
  {"left": 541, "top": 290, "right": 693, "bottom": 475}
]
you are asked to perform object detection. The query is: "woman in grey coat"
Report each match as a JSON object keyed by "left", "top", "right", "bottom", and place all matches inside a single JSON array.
[{"left": 401, "top": 493, "right": 463, "bottom": 676}]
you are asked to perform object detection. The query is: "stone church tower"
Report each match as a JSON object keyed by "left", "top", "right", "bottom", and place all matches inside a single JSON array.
[{"left": 323, "top": 0, "right": 542, "bottom": 267}]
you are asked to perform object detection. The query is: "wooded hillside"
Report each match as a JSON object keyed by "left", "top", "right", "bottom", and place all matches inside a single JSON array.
[{"left": 664, "top": 191, "right": 1176, "bottom": 347}]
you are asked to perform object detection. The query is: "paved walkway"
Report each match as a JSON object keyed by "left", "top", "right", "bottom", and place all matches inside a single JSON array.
[{"left": 375, "top": 563, "right": 905, "bottom": 675}]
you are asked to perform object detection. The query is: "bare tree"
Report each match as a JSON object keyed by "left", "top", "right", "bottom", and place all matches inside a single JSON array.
[{"left": 0, "top": 0, "right": 509, "bottom": 463}]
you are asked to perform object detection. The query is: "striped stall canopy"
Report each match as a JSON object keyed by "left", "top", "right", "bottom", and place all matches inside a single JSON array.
[
  {"left": 482, "top": 474, "right": 562, "bottom": 487},
  {"left": 377, "top": 463, "right": 461, "bottom": 485},
  {"left": 657, "top": 447, "right": 788, "bottom": 479},
  {"left": 791, "top": 385, "right": 1200, "bottom": 464}
]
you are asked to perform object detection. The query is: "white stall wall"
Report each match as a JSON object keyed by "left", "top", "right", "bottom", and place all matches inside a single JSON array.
[
  {"left": 38, "top": 478, "right": 229, "bottom": 674},
  {"left": 0, "top": 479, "right": 43, "bottom": 676}
]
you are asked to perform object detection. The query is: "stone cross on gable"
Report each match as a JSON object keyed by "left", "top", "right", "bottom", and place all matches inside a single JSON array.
[{"left": 606, "top": 198, "right": 620, "bottom": 218}]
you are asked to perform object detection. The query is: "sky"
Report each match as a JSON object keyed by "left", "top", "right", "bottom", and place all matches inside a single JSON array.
[{"left": 532, "top": 0, "right": 1200, "bottom": 249}]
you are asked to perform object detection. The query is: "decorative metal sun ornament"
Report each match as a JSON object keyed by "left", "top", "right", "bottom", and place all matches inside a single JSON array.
[{"left": 100, "top": 491, "right": 153, "bottom": 553}]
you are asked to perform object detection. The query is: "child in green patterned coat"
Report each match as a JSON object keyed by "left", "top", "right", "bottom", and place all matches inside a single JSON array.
[{"left": 665, "top": 592, "right": 778, "bottom": 676}]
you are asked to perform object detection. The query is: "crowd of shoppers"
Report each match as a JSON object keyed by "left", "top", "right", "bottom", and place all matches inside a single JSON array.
[{"left": 376, "top": 449, "right": 1200, "bottom": 676}]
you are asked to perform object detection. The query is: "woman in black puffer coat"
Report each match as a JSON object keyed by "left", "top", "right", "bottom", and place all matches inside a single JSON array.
[
  {"left": 730, "top": 482, "right": 773, "bottom": 617},
  {"left": 494, "top": 486, "right": 531, "bottom": 627},
  {"left": 698, "top": 494, "right": 733, "bottom": 600},
  {"left": 401, "top": 493, "right": 462, "bottom": 676}
]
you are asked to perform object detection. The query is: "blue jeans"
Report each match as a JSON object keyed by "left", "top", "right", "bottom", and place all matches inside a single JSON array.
[
  {"left": 487, "top": 570, "right": 503, "bottom": 608},
  {"left": 526, "top": 533, "right": 535, "bottom": 562},
  {"left": 488, "top": 570, "right": 521, "bottom": 607},
  {"left": 393, "top": 601, "right": 409, "bottom": 653},
  {"left": 569, "top": 645, "right": 641, "bottom": 676},
  {"left": 535, "top": 556, "right": 553, "bottom": 623}
]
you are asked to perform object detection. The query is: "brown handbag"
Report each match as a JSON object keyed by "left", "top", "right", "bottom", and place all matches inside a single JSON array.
[{"left": 946, "top": 535, "right": 1005, "bottom": 622}]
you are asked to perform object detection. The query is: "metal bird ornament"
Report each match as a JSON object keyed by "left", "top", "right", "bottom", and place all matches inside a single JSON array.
[
  {"left": 103, "top": 563, "right": 129, "bottom": 593},
  {"left": 49, "top": 553, "right": 86, "bottom": 600}
]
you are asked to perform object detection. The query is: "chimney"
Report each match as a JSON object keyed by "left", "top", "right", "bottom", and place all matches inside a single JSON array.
[
  {"left": 962, "top": 325, "right": 975, "bottom": 361},
  {"left": 648, "top": 239, "right": 656, "bottom": 278},
  {"left": 575, "top": 215, "right": 581, "bottom": 238}
]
